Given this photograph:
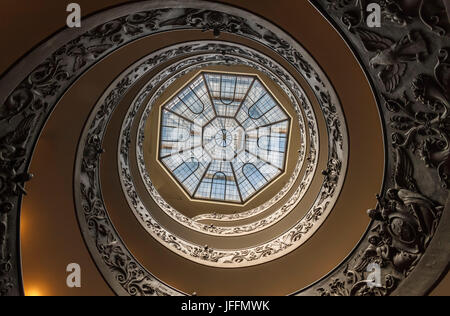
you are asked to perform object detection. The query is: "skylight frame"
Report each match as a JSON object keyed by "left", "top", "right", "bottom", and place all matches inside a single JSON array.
[{"left": 158, "top": 71, "right": 291, "bottom": 205}]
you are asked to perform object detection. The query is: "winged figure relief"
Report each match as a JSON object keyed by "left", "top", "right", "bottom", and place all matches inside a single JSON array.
[{"left": 356, "top": 29, "right": 428, "bottom": 92}]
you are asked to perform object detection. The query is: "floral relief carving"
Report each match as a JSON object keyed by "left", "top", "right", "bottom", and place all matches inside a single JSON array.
[
  {"left": 379, "top": 0, "right": 410, "bottom": 27},
  {"left": 299, "top": 0, "right": 449, "bottom": 297},
  {"left": 160, "top": 9, "right": 262, "bottom": 39},
  {"left": 317, "top": 148, "right": 443, "bottom": 296},
  {"left": 326, "top": 0, "right": 355, "bottom": 10},
  {"left": 419, "top": 0, "right": 450, "bottom": 37},
  {"left": 385, "top": 48, "right": 450, "bottom": 189},
  {"left": 0, "top": 0, "right": 447, "bottom": 295},
  {"left": 0, "top": 114, "right": 35, "bottom": 295},
  {"left": 80, "top": 131, "right": 181, "bottom": 296}
]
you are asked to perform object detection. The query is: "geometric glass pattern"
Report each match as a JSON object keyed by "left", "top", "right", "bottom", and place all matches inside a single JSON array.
[{"left": 158, "top": 72, "right": 290, "bottom": 204}]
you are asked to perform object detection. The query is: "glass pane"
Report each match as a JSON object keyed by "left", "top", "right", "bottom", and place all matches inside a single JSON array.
[{"left": 159, "top": 72, "right": 290, "bottom": 204}]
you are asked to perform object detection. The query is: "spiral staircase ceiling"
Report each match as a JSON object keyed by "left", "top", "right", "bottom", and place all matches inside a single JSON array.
[{"left": 0, "top": 0, "right": 448, "bottom": 296}]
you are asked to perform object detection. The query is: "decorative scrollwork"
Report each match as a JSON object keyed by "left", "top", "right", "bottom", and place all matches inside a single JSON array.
[
  {"left": 383, "top": 48, "right": 450, "bottom": 189},
  {"left": 319, "top": 149, "right": 342, "bottom": 204},
  {"left": 379, "top": 1, "right": 408, "bottom": 26},
  {"left": 160, "top": 9, "right": 262, "bottom": 39},
  {"left": 317, "top": 148, "right": 443, "bottom": 296},
  {"left": 296, "top": 0, "right": 450, "bottom": 297},
  {"left": 80, "top": 132, "right": 180, "bottom": 296},
  {"left": 326, "top": 0, "right": 356, "bottom": 10},
  {"left": 0, "top": 0, "right": 447, "bottom": 296},
  {"left": 419, "top": 0, "right": 450, "bottom": 37},
  {"left": 0, "top": 114, "right": 35, "bottom": 296},
  {"left": 0, "top": 6, "right": 170, "bottom": 296}
]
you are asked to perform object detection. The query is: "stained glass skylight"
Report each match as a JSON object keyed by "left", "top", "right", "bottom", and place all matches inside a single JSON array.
[{"left": 158, "top": 71, "right": 290, "bottom": 204}]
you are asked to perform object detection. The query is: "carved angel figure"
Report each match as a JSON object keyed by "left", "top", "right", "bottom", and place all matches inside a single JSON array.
[{"left": 357, "top": 29, "right": 428, "bottom": 92}]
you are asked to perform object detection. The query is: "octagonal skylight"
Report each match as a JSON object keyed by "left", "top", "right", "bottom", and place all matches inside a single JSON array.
[{"left": 158, "top": 71, "right": 290, "bottom": 204}]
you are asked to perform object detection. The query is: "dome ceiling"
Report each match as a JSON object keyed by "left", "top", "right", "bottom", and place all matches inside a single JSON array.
[
  {"left": 1, "top": 0, "right": 447, "bottom": 296},
  {"left": 158, "top": 71, "right": 291, "bottom": 204}
]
